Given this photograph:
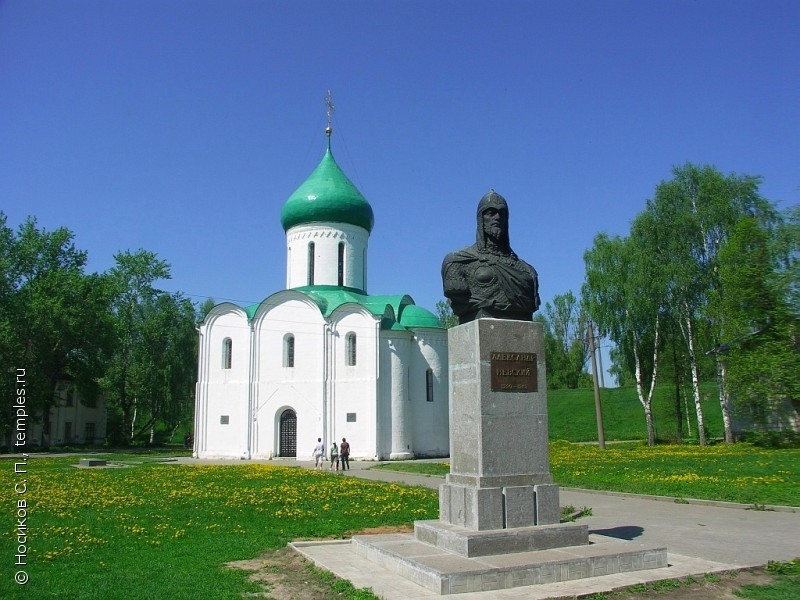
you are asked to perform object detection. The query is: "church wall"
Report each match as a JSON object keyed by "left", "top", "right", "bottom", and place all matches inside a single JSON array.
[
  {"left": 329, "top": 308, "right": 380, "bottom": 459},
  {"left": 285, "top": 223, "right": 369, "bottom": 290},
  {"left": 197, "top": 307, "right": 251, "bottom": 458},
  {"left": 409, "top": 329, "right": 450, "bottom": 457},
  {"left": 376, "top": 339, "right": 391, "bottom": 460},
  {"left": 386, "top": 333, "right": 414, "bottom": 459},
  {"left": 251, "top": 297, "right": 328, "bottom": 459},
  {"left": 195, "top": 301, "right": 451, "bottom": 460}
]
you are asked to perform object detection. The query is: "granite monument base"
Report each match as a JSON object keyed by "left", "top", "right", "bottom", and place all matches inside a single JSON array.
[
  {"left": 442, "top": 319, "right": 557, "bottom": 528},
  {"left": 414, "top": 519, "right": 589, "bottom": 558},
  {"left": 352, "top": 532, "right": 668, "bottom": 595},
  {"left": 353, "top": 319, "right": 667, "bottom": 594}
]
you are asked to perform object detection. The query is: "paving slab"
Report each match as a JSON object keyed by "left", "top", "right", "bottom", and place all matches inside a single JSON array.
[{"left": 293, "top": 539, "right": 733, "bottom": 599}]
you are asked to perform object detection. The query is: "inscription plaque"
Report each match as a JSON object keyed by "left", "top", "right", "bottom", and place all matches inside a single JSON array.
[{"left": 490, "top": 352, "right": 537, "bottom": 392}]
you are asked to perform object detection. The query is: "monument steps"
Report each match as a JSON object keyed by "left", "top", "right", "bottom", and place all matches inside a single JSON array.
[{"left": 353, "top": 532, "right": 667, "bottom": 595}]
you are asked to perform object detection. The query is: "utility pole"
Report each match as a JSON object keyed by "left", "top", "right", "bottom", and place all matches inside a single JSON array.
[
  {"left": 588, "top": 321, "right": 606, "bottom": 449},
  {"left": 597, "top": 340, "right": 605, "bottom": 389}
]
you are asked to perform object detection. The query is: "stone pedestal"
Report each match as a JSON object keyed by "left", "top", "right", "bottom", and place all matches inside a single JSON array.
[
  {"left": 440, "top": 319, "right": 558, "bottom": 528},
  {"left": 352, "top": 318, "right": 668, "bottom": 594},
  {"left": 416, "top": 319, "right": 588, "bottom": 556}
]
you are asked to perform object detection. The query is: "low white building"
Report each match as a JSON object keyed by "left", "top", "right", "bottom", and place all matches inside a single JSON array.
[
  {"left": 22, "top": 382, "right": 107, "bottom": 448},
  {"left": 193, "top": 137, "right": 449, "bottom": 460}
]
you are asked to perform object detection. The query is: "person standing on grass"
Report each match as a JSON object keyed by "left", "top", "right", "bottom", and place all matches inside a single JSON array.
[
  {"left": 340, "top": 438, "right": 350, "bottom": 471},
  {"left": 329, "top": 442, "right": 339, "bottom": 471},
  {"left": 313, "top": 437, "right": 325, "bottom": 469}
]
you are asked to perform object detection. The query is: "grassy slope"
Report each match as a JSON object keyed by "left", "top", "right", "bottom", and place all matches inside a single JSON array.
[{"left": 548, "top": 382, "right": 723, "bottom": 443}]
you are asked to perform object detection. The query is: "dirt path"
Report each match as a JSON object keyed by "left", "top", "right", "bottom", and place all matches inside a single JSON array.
[{"left": 228, "top": 525, "right": 411, "bottom": 599}]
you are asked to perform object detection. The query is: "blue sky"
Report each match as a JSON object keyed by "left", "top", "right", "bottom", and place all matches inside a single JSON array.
[{"left": 2, "top": 1, "right": 798, "bottom": 379}]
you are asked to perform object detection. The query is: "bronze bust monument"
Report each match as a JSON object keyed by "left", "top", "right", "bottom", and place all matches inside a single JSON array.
[{"left": 441, "top": 190, "right": 540, "bottom": 324}]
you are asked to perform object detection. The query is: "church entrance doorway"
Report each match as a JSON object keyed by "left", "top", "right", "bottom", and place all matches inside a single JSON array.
[{"left": 279, "top": 409, "right": 297, "bottom": 457}]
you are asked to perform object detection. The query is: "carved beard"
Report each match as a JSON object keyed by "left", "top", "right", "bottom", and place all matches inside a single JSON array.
[{"left": 484, "top": 223, "right": 503, "bottom": 248}]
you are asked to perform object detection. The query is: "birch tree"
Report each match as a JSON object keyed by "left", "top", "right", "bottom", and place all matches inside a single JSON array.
[
  {"left": 647, "top": 164, "right": 775, "bottom": 444},
  {"left": 582, "top": 228, "right": 665, "bottom": 446}
]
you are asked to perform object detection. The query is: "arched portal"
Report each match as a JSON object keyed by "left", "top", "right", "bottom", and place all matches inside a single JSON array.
[{"left": 278, "top": 409, "right": 297, "bottom": 457}]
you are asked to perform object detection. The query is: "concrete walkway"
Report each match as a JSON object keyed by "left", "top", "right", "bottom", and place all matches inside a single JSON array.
[{"left": 171, "top": 456, "right": 799, "bottom": 598}]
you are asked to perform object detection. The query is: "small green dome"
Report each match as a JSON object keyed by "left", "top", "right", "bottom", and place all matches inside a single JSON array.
[
  {"left": 280, "top": 149, "right": 374, "bottom": 232},
  {"left": 398, "top": 304, "right": 443, "bottom": 329}
]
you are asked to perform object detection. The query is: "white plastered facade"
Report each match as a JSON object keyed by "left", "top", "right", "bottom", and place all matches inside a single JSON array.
[{"left": 194, "top": 218, "right": 449, "bottom": 461}]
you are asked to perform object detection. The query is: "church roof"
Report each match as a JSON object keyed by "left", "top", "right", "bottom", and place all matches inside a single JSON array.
[
  {"left": 243, "top": 285, "right": 442, "bottom": 330},
  {"left": 280, "top": 148, "right": 375, "bottom": 233},
  {"left": 397, "top": 303, "right": 444, "bottom": 329}
]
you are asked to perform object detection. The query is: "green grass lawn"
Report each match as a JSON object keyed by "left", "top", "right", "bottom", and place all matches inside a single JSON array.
[
  {"left": 371, "top": 461, "right": 450, "bottom": 477},
  {"left": 549, "top": 441, "right": 799, "bottom": 506},
  {"left": 1, "top": 455, "right": 436, "bottom": 600},
  {"left": 2, "top": 442, "right": 798, "bottom": 599},
  {"left": 4, "top": 380, "right": 798, "bottom": 600},
  {"left": 373, "top": 442, "right": 800, "bottom": 507},
  {"left": 737, "top": 560, "right": 800, "bottom": 600}
]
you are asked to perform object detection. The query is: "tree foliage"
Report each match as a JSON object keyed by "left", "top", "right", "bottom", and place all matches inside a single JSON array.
[
  {"left": 435, "top": 299, "right": 459, "bottom": 329},
  {"left": 540, "top": 291, "right": 591, "bottom": 390},
  {"left": 0, "top": 214, "right": 198, "bottom": 448},
  {"left": 0, "top": 214, "right": 114, "bottom": 446},
  {"left": 102, "top": 250, "right": 197, "bottom": 444},
  {"left": 582, "top": 164, "right": 797, "bottom": 443},
  {"left": 713, "top": 215, "right": 799, "bottom": 430},
  {"left": 583, "top": 227, "right": 665, "bottom": 445}
]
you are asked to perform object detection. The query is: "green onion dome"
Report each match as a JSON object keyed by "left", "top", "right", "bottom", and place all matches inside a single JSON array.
[{"left": 280, "top": 149, "right": 374, "bottom": 233}]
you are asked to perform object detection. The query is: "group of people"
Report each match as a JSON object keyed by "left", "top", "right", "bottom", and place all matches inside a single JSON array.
[{"left": 312, "top": 437, "right": 350, "bottom": 471}]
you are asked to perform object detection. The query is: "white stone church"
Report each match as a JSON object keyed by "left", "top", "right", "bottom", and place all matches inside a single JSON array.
[{"left": 193, "top": 136, "right": 449, "bottom": 461}]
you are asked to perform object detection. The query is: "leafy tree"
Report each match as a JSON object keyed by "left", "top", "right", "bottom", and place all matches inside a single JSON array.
[
  {"left": 102, "top": 249, "right": 196, "bottom": 444},
  {"left": 534, "top": 313, "right": 562, "bottom": 388},
  {"left": 197, "top": 297, "right": 217, "bottom": 323},
  {"left": 541, "top": 292, "right": 591, "bottom": 389},
  {"left": 659, "top": 314, "right": 695, "bottom": 441},
  {"left": 645, "top": 164, "right": 775, "bottom": 444},
  {"left": 583, "top": 227, "right": 665, "bottom": 445},
  {"left": 135, "top": 293, "right": 198, "bottom": 442},
  {"left": 0, "top": 215, "right": 113, "bottom": 447},
  {"left": 607, "top": 345, "right": 634, "bottom": 388},
  {"left": 713, "top": 216, "right": 799, "bottom": 430},
  {"left": 546, "top": 291, "right": 582, "bottom": 356},
  {"left": 0, "top": 215, "right": 19, "bottom": 445},
  {"left": 773, "top": 205, "right": 799, "bottom": 310},
  {"left": 435, "top": 299, "right": 459, "bottom": 329},
  {"left": 582, "top": 165, "right": 788, "bottom": 444}
]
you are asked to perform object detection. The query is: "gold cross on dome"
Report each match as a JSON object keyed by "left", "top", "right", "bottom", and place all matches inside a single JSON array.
[{"left": 325, "top": 90, "right": 334, "bottom": 138}]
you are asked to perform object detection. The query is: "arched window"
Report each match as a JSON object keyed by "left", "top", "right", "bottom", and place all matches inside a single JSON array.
[
  {"left": 307, "top": 242, "right": 315, "bottom": 286},
  {"left": 337, "top": 242, "right": 345, "bottom": 286},
  {"left": 283, "top": 334, "right": 295, "bottom": 367},
  {"left": 222, "top": 338, "right": 232, "bottom": 369},
  {"left": 345, "top": 332, "right": 357, "bottom": 366},
  {"left": 426, "top": 369, "right": 434, "bottom": 402}
]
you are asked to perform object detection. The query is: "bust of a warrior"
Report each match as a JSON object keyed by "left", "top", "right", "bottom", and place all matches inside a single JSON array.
[{"left": 441, "top": 190, "right": 540, "bottom": 324}]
